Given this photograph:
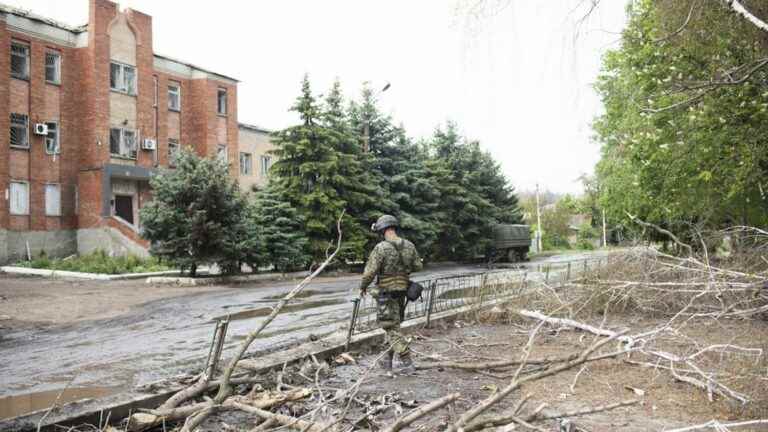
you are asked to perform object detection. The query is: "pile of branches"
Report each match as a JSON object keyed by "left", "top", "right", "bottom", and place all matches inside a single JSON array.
[{"left": 112, "top": 223, "right": 767, "bottom": 432}]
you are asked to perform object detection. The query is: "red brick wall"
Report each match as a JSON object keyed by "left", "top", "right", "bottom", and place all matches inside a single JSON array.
[
  {"left": 2, "top": 0, "right": 241, "bottom": 237},
  {"left": 0, "top": 20, "right": 8, "bottom": 230}
]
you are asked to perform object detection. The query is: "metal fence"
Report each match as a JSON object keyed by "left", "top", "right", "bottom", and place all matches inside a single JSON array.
[{"left": 345, "top": 256, "right": 611, "bottom": 347}]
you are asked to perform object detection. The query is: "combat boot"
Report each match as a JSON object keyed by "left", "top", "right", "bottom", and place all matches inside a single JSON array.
[
  {"left": 397, "top": 352, "right": 415, "bottom": 373},
  {"left": 378, "top": 351, "right": 394, "bottom": 370}
]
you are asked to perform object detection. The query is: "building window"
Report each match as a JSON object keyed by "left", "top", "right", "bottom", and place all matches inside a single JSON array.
[
  {"left": 168, "top": 139, "right": 180, "bottom": 167},
  {"left": 10, "top": 113, "right": 29, "bottom": 149},
  {"left": 9, "top": 181, "right": 29, "bottom": 215},
  {"left": 168, "top": 83, "right": 181, "bottom": 111},
  {"left": 217, "top": 88, "right": 227, "bottom": 115},
  {"left": 45, "top": 51, "right": 61, "bottom": 84},
  {"left": 11, "top": 42, "right": 30, "bottom": 80},
  {"left": 45, "top": 184, "right": 61, "bottom": 216},
  {"left": 260, "top": 155, "right": 272, "bottom": 176},
  {"left": 110, "top": 127, "right": 138, "bottom": 159},
  {"left": 110, "top": 62, "right": 136, "bottom": 95},
  {"left": 217, "top": 145, "right": 228, "bottom": 162},
  {"left": 239, "top": 152, "right": 252, "bottom": 175},
  {"left": 45, "top": 122, "right": 60, "bottom": 154}
]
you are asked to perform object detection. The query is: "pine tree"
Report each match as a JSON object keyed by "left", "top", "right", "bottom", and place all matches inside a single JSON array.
[
  {"left": 253, "top": 185, "right": 310, "bottom": 273},
  {"left": 270, "top": 75, "right": 362, "bottom": 262},
  {"left": 140, "top": 149, "right": 254, "bottom": 275}
]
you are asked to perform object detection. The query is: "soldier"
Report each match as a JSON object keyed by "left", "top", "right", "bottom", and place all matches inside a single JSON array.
[{"left": 360, "top": 214, "right": 423, "bottom": 370}]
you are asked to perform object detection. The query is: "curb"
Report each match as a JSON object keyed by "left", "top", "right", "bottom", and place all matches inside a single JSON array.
[
  {"left": 0, "top": 266, "right": 184, "bottom": 281},
  {"left": 0, "top": 298, "right": 496, "bottom": 432}
]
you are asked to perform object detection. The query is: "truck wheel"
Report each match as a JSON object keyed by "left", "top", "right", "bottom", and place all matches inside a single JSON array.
[{"left": 507, "top": 249, "right": 518, "bottom": 262}]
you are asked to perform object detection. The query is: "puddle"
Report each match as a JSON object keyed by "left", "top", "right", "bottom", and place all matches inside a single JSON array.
[
  {"left": 212, "top": 299, "right": 345, "bottom": 322},
  {"left": 262, "top": 290, "right": 322, "bottom": 300},
  {"left": 0, "top": 386, "right": 121, "bottom": 420}
]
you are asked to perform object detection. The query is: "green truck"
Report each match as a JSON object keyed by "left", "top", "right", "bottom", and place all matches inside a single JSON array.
[{"left": 491, "top": 224, "right": 531, "bottom": 262}]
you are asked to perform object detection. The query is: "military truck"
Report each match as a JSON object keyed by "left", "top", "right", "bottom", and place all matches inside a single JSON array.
[{"left": 491, "top": 224, "right": 531, "bottom": 262}]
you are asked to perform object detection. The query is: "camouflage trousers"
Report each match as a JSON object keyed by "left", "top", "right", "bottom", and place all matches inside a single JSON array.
[{"left": 376, "top": 290, "right": 409, "bottom": 355}]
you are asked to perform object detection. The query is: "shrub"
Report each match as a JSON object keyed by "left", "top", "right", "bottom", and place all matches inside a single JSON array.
[{"left": 17, "top": 250, "right": 169, "bottom": 275}]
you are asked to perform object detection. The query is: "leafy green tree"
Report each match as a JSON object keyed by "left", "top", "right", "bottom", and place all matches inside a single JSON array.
[
  {"left": 594, "top": 0, "right": 768, "bottom": 235},
  {"left": 140, "top": 149, "right": 253, "bottom": 276},
  {"left": 252, "top": 185, "right": 311, "bottom": 272}
]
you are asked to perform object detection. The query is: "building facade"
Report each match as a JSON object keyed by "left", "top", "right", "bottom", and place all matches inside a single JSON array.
[
  {"left": 0, "top": 0, "right": 274, "bottom": 263},
  {"left": 238, "top": 123, "right": 275, "bottom": 193}
]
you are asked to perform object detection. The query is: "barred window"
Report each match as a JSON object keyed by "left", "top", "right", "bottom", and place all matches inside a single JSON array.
[
  {"left": 45, "top": 122, "right": 60, "bottom": 154},
  {"left": 45, "top": 51, "right": 61, "bottom": 84},
  {"left": 11, "top": 42, "right": 29, "bottom": 80},
  {"left": 239, "top": 152, "right": 252, "bottom": 175},
  {"left": 168, "top": 139, "right": 180, "bottom": 167},
  {"left": 10, "top": 113, "right": 29, "bottom": 148},
  {"left": 168, "top": 84, "right": 181, "bottom": 111},
  {"left": 110, "top": 62, "right": 136, "bottom": 95},
  {"left": 110, "top": 127, "right": 137, "bottom": 159}
]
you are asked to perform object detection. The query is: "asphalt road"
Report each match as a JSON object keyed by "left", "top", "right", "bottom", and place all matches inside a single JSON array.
[{"left": 0, "top": 251, "right": 607, "bottom": 419}]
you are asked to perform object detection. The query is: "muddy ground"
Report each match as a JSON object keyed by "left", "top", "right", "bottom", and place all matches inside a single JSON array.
[{"left": 195, "top": 315, "right": 768, "bottom": 432}]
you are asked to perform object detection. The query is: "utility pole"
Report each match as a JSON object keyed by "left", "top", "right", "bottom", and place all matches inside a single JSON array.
[
  {"left": 535, "top": 183, "right": 542, "bottom": 253},
  {"left": 602, "top": 208, "right": 607, "bottom": 248}
]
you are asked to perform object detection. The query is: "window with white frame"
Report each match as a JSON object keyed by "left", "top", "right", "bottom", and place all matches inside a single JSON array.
[
  {"left": 168, "top": 139, "right": 180, "bottom": 167},
  {"left": 45, "top": 51, "right": 61, "bottom": 84},
  {"left": 239, "top": 152, "right": 252, "bottom": 175},
  {"left": 9, "top": 181, "right": 29, "bottom": 215},
  {"left": 217, "top": 145, "right": 228, "bottom": 162},
  {"left": 10, "top": 113, "right": 29, "bottom": 148},
  {"left": 11, "top": 42, "right": 30, "bottom": 80},
  {"left": 168, "top": 83, "right": 181, "bottom": 111},
  {"left": 45, "top": 184, "right": 61, "bottom": 216},
  {"left": 260, "top": 155, "right": 272, "bottom": 176},
  {"left": 110, "top": 62, "right": 136, "bottom": 95},
  {"left": 45, "top": 122, "right": 60, "bottom": 154},
  {"left": 217, "top": 88, "right": 227, "bottom": 115},
  {"left": 109, "top": 127, "right": 138, "bottom": 159}
]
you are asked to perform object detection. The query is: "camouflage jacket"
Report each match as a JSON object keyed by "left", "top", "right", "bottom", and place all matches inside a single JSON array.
[{"left": 360, "top": 238, "right": 423, "bottom": 293}]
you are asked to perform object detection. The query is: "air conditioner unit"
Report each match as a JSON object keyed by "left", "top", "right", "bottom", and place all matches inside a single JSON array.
[
  {"left": 142, "top": 138, "right": 157, "bottom": 150},
  {"left": 34, "top": 123, "right": 49, "bottom": 136}
]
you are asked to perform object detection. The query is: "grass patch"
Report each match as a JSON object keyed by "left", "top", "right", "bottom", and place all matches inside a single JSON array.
[{"left": 15, "top": 250, "right": 171, "bottom": 275}]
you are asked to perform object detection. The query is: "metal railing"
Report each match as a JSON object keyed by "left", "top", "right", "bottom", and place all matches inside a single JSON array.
[{"left": 345, "top": 256, "right": 611, "bottom": 348}]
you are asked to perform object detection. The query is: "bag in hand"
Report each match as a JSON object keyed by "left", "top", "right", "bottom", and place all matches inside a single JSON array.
[{"left": 406, "top": 280, "right": 424, "bottom": 301}]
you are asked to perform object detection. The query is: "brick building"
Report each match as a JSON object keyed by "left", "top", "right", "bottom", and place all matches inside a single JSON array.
[
  {"left": 1, "top": 0, "right": 274, "bottom": 263},
  {"left": 238, "top": 123, "right": 275, "bottom": 193}
]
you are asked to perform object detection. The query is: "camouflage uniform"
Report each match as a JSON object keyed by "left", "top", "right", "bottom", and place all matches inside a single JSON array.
[{"left": 360, "top": 238, "right": 423, "bottom": 356}]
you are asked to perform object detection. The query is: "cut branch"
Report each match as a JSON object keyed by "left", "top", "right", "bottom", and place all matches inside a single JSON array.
[{"left": 380, "top": 392, "right": 460, "bottom": 432}]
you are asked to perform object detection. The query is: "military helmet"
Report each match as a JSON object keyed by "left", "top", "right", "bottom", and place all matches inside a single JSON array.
[{"left": 372, "top": 214, "right": 399, "bottom": 232}]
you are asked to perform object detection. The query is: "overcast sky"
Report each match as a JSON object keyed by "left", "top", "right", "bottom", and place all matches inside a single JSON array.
[{"left": 9, "top": 0, "right": 628, "bottom": 194}]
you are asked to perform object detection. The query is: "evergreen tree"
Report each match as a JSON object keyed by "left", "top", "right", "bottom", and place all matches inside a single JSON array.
[
  {"left": 270, "top": 75, "right": 362, "bottom": 262},
  {"left": 253, "top": 185, "right": 311, "bottom": 273},
  {"left": 140, "top": 149, "right": 254, "bottom": 275}
]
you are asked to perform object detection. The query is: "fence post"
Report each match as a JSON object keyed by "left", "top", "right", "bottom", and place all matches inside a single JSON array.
[
  {"left": 583, "top": 259, "right": 588, "bottom": 275},
  {"left": 425, "top": 281, "right": 437, "bottom": 328},
  {"left": 345, "top": 298, "right": 361, "bottom": 351},
  {"left": 566, "top": 262, "right": 572, "bottom": 281},
  {"left": 545, "top": 265, "right": 550, "bottom": 284}
]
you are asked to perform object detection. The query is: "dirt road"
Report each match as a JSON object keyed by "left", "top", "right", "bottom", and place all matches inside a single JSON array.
[{"left": 0, "top": 251, "right": 607, "bottom": 419}]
